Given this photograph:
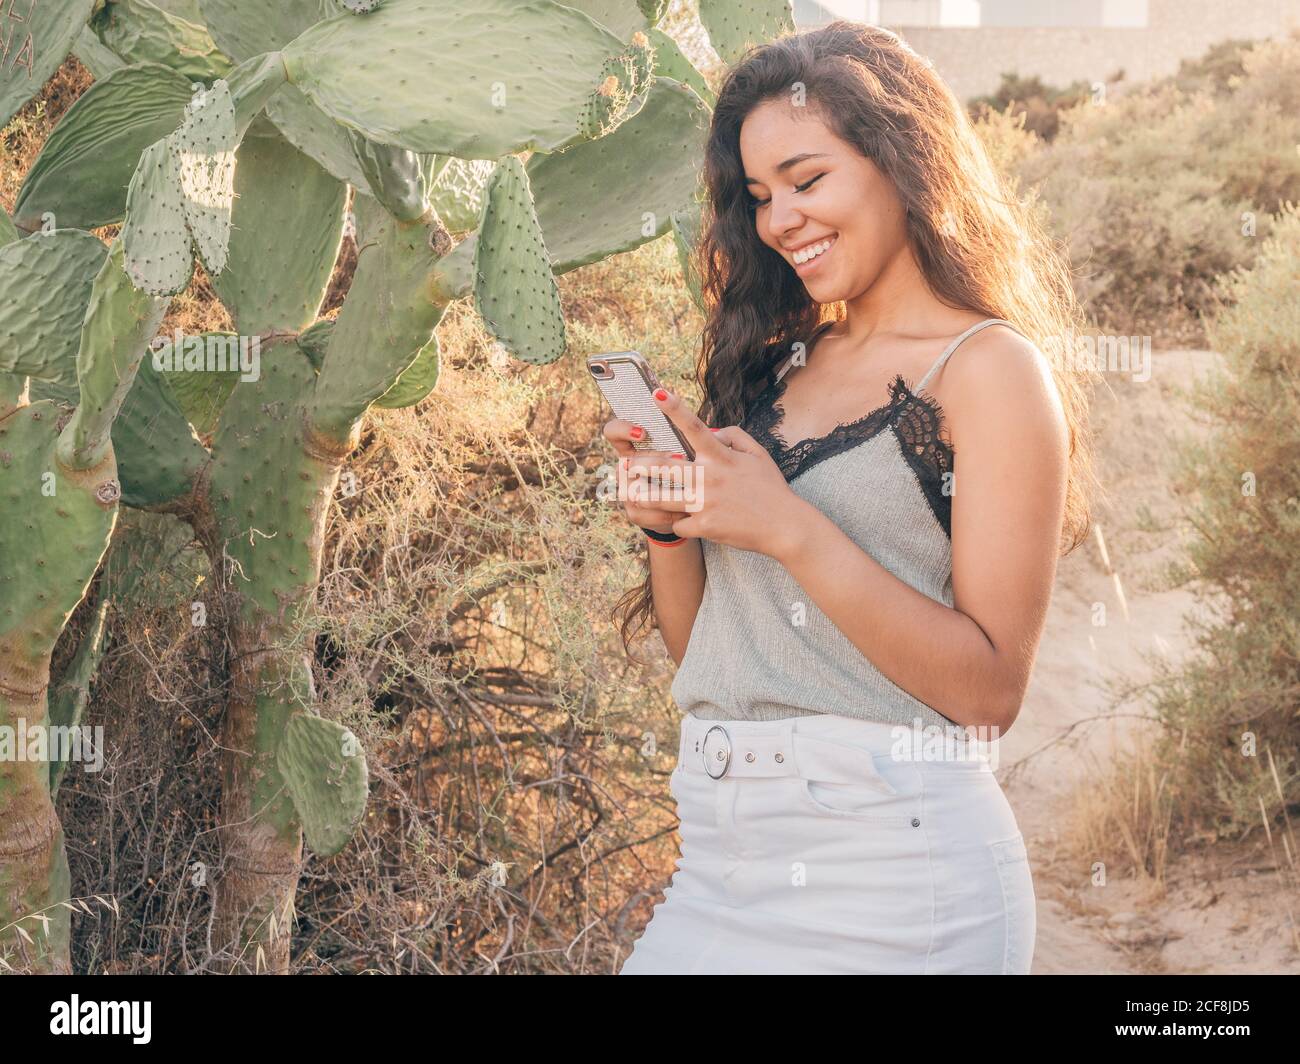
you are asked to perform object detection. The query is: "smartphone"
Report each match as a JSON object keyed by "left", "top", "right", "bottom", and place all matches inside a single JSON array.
[{"left": 587, "top": 351, "right": 695, "bottom": 460}]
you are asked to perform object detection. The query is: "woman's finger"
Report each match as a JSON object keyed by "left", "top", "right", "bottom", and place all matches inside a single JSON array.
[
  {"left": 651, "top": 387, "right": 730, "bottom": 463},
  {"left": 602, "top": 417, "right": 654, "bottom": 456}
]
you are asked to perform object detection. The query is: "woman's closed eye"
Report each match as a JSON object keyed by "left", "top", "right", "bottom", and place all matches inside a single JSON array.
[{"left": 749, "top": 172, "right": 825, "bottom": 210}]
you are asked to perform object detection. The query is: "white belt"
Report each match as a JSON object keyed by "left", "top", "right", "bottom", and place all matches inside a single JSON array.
[{"left": 678, "top": 715, "right": 899, "bottom": 795}]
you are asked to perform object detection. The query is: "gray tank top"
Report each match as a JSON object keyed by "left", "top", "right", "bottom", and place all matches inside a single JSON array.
[{"left": 670, "top": 318, "right": 1021, "bottom": 729}]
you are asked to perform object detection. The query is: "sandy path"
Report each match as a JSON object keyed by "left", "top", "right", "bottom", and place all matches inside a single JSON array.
[{"left": 998, "top": 347, "right": 1299, "bottom": 974}]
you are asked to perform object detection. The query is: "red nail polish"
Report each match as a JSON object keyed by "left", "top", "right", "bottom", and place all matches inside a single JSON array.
[
  {"left": 670, "top": 452, "right": 684, "bottom": 459},
  {"left": 630, "top": 426, "right": 644, "bottom": 439},
  {"left": 654, "top": 388, "right": 668, "bottom": 401},
  {"left": 708, "top": 427, "right": 719, "bottom": 432}
]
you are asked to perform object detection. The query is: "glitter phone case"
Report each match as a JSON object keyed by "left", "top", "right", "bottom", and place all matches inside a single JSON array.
[{"left": 587, "top": 351, "right": 695, "bottom": 460}]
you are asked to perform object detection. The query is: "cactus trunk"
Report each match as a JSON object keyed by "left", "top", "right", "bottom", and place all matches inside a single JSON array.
[
  {"left": 0, "top": 415, "right": 121, "bottom": 973},
  {"left": 212, "top": 623, "right": 314, "bottom": 974},
  {"left": 0, "top": 679, "right": 73, "bottom": 974},
  {"left": 200, "top": 339, "right": 350, "bottom": 972}
]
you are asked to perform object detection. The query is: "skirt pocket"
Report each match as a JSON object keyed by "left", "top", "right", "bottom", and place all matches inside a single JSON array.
[
  {"left": 793, "top": 742, "right": 922, "bottom": 826},
  {"left": 799, "top": 777, "right": 917, "bottom": 825}
]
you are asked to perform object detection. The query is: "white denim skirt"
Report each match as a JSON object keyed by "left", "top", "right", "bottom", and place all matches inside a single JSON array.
[{"left": 620, "top": 711, "right": 1036, "bottom": 974}]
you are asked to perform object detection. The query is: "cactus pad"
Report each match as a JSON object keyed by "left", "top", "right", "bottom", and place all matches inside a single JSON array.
[
  {"left": 281, "top": 0, "right": 632, "bottom": 157},
  {"left": 15, "top": 62, "right": 195, "bottom": 234},
  {"left": 473, "top": 156, "right": 566, "bottom": 366},
  {"left": 647, "top": 27, "right": 715, "bottom": 106},
  {"left": 0, "top": 207, "right": 17, "bottom": 249},
  {"left": 429, "top": 157, "right": 496, "bottom": 235},
  {"left": 0, "top": 0, "right": 99, "bottom": 128},
  {"left": 696, "top": 0, "right": 794, "bottom": 66},
  {"left": 276, "top": 713, "right": 369, "bottom": 857},
  {"left": 214, "top": 116, "right": 346, "bottom": 334},
  {"left": 111, "top": 356, "right": 208, "bottom": 508},
  {"left": 556, "top": 1, "right": 653, "bottom": 39},
  {"left": 374, "top": 334, "right": 439, "bottom": 409},
  {"left": 348, "top": 132, "right": 429, "bottom": 223},
  {"left": 309, "top": 208, "right": 446, "bottom": 441},
  {"left": 0, "top": 230, "right": 108, "bottom": 389},
  {"left": 169, "top": 81, "right": 238, "bottom": 276},
  {"left": 122, "top": 138, "right": 194, "bottom": 296},
  {"left": 526, "top": 76, "right": 710, "bottom": 274},
  {"left": 199, "top": 0, "right": 344, "bottom": 62},
  {"left": 91, "top": 0, "right": 234, "bottom": 81}
]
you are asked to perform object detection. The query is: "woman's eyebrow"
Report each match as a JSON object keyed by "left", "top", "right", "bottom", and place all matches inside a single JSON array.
[{"left": 744, "top": 152, "right": 830, "bottom": 185}]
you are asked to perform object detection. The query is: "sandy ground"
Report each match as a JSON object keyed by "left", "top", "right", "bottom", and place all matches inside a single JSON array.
[{"left": 998, "top": 347, "right": 1300, "bottom": 975}]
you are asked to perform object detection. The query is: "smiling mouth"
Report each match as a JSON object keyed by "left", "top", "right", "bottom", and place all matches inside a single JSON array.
[{"left": 791, "top": 235, "right": 837, "bottom": 268}]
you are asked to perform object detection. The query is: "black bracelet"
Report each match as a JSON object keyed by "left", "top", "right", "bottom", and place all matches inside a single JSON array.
[{"left": 641, "top": 526, "right": 683, "bottom": 543}]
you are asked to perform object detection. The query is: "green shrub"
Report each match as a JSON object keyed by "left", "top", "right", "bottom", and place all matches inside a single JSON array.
[
  {"left": 1013, "top": 34, "right": 1300, "bottom": 341},
  {"left": 1137, "top": 200, "right": 1300, "bottom": 844},
  {"left": 968, "top": 71, "right": 1093, "bottom": 141}
]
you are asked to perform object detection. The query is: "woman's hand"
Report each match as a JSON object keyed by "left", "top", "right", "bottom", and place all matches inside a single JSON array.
[
  {"left": 601, "top": 415, "right": 690, "bottom": 535},
  {"left": 622, "top": 386, "right": 805, "bottom": 557}
]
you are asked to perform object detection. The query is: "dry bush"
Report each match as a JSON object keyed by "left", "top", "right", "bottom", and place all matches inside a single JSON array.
[
  {"left": 968, "top": 71, "right": 1096, "bottom": 141},
  {"left": 1073, "top": 202, "right": 1300, "bottom": 893},
  {"left": 1013, "top": 33, "right": 1300, "bottom": 344},
  {"left": 1063, "top": 728, "right": 1176, "bottom": 888}
]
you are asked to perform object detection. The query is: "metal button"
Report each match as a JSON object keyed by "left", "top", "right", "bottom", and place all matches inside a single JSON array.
[
  {"left": 745, "top": 751, "right": 756, "bottom": 763},
  {"left": 911, "top": 817, "right": 921, "bottom": 827},
  {"left": 774, "top": 752, "right": 784, "bottom": 763}
]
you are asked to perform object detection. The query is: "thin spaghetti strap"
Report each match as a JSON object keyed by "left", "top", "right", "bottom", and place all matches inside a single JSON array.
[
  {"left": 915, "top": 318, "right": 1020, "bottom": 393},
  {"left": 774, "top": 320, "right": 837, "bottom": 383}
]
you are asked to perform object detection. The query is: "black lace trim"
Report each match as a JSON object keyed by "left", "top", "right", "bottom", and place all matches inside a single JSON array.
[{"left": 743, "top": 371, "right": 955, "bottom": 538}]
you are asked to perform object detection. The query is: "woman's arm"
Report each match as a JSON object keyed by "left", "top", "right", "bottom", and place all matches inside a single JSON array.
[
  {"left": 647, "top": 536, "right": 706, "bottom": 666},
  {"left": 769, "top": 330, "right": 1070, "bottom": 733}
]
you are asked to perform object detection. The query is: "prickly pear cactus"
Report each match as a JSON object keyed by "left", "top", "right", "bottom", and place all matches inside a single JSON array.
[
  {"left": 0, "top": 0, "right": 762, "bottom": 974},
  {"left": 0, "top": 234, "right": 165, "bottom": 973},
  {"left": 0, "top": 403, "right": 118, "bottom": 974}
]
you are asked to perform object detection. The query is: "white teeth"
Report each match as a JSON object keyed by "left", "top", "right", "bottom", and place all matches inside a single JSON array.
[{"left": 793, "top": 237, "right": 835, "bottom": 264}]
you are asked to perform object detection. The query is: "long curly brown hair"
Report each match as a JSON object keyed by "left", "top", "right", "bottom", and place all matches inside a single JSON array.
[{"left": 613, "top": 20, "right": 1098, "bottom": 660}]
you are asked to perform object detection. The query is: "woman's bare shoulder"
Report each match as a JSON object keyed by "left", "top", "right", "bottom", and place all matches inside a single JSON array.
[{"left": 938, "top": 324, "right": 1067, "bottom": 457}]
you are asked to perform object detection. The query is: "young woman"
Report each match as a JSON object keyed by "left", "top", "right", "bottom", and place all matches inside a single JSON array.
[{"left": 610, "top": 22, "right": 1096, "bottom": 974}]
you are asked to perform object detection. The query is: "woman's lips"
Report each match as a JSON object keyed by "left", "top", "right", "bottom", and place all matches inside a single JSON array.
[{"left": 793, "top": 235, "right": 837, "bottom": 275}]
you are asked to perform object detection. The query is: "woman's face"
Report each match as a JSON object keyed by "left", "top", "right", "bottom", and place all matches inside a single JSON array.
[{"left": 739, "top": 98, "right": 909, "bottom": 301}]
